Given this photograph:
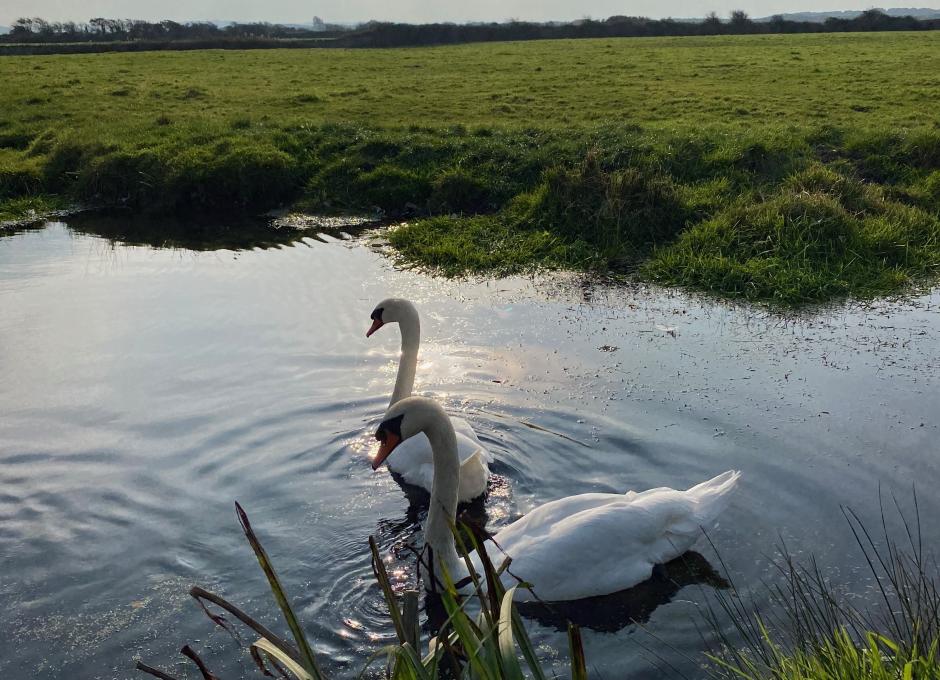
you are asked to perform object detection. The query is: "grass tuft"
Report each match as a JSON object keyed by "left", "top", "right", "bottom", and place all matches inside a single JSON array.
[{"left": 645, "top": 174, "right": 940, "bottom": 304}]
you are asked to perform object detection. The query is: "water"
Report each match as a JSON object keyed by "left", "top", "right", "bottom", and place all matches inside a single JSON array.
[{"left": 1, "top": 219, "right": 938, "bottom": 679}]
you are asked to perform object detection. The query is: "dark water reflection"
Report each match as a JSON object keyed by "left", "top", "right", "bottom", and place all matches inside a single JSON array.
[
  {"left": 516, "top": 551, "right": 729, "bottom": 634},
  {"left": 62, "top": 210, "right": 379, "bottom": 251},
  {"left": 1, "top": 219, "right": 939, "bottom": 679}
]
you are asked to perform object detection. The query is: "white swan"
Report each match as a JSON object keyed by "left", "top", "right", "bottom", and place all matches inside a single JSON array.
[
  {"left": 372, "top": 396, "right": 741, "bottom": 602},
  {"left": 367, "top": 298, "right": 491, "bottom": 503}
]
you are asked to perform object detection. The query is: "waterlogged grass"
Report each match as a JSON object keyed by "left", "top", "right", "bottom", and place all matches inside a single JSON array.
[
  {"left": 1, "top": 33, "right": 940, "bottom": 302},
  {"left": 0, "top": 194, "right": 68, "bottom": 224},
  {"left": 389, "top": 152, "right": 940, "bottom": 303},
  {"left": 704, "top": 500, "right": 940, "bottom": 680}
]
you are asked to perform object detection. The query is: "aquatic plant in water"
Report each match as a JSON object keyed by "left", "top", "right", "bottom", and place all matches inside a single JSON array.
[
  {"left": 135, "top": 502, "right": 587, "bottom": 679},
  {"left": 134, "top": 492, "right": 940, "bottom": 679},
  {"left": 701, "top": 492, "right": 940, "bottom": 679}
]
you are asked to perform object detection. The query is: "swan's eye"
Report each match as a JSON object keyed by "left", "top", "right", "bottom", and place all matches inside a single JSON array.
[
  {"left": 375, "top": 429, "right": 387, "bottom": 442},
  {"left": 370, "top": 307, "right": 384, "bottom": 322}
]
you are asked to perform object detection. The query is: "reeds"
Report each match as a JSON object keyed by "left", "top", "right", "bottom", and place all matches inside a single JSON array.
[
  {"left": 136, "top": 502, "right": 586, "bottom": 679},
  {"left": 135, "top": 492, "right": 940, "bottom": 679},
  {"left": 701, "top": 492, "right": 940, "bottom": 679}
]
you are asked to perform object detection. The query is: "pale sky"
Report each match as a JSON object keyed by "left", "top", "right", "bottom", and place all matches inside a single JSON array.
[{"left": 0, "top": 0, "right": 913, "bottom": 26}]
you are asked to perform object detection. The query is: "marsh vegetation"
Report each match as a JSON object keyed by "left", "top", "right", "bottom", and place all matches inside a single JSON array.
[
  {"left": 136, "top": 500, "right": 940, "bottom": 680},
  {"left": 1, "top": 32, "right": 938, "bottom": 303}
]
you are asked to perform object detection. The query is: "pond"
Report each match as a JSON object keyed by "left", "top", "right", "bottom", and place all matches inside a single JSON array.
[{"left": 1, "top": 218, "right": 938, "bottom": 679}]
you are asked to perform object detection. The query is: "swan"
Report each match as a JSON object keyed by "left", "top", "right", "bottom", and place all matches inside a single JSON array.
[
  {"left": 367, "top": 298, "right": 491, "bottom": 503},
  {"left": 372, "top": 396, "right": 741, "bottom": 602}
]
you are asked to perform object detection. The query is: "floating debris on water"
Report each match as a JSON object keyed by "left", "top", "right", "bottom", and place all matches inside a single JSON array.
[{"left": 269, "top": 213, "right": 380, "bottom": 231}]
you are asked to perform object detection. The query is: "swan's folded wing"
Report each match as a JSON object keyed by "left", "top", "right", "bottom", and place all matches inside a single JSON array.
[
  {"left": 456, "top": 446, "right": 490, "bottom": 502},
  {"left": 384, "top": 433, "right": 435, "bottom": 491},
  {"left": 455, "top": 431, "right": 489, "bottom": 465},
  {"left": 451, "top": 416, "right": 493, "bottom": 463},
  {"left": 492, "top": 486, "right": 734, "bottom": 602}
]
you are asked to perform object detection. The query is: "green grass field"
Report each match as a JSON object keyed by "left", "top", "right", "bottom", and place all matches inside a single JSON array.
[{"left": 2, "top": 32, "right": 939, "bottom": 303}]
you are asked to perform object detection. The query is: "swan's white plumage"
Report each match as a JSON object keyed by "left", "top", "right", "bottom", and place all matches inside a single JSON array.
[
  {"left": 369, "top": 299, "right": 491, "bottom": 503},
  {"left": 387, "top": 426, "right": 491, "bottom": 503},
  {"left": 377, "top": 397, "right": 741, "bottom": 603},
  {"left": 473, "top": 470, "right": 740, "bottom": 601}
]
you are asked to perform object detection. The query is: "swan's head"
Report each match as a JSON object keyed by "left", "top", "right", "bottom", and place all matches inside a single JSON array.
[
  {"left": 366, "top": 298, "right": 418, "bottom": 338},
  {"left": 372, "top": 396, "right": 447, "bottom": 470}
]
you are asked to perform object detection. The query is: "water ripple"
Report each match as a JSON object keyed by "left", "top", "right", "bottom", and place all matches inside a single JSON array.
[{"left": 1, "top": 222, "right": 938, "bottom": 678}]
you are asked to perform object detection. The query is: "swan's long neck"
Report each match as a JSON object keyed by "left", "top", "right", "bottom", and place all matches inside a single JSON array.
[
  {"left": 422, "top": 413, "right": 464, "bottom": 589},
  {"left": 390, "top": 310, "right": 420, "bottom": 408}
]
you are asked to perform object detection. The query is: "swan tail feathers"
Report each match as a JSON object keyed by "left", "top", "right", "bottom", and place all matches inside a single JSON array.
[{"left": 688, "top": 470, "right": 741, "bottom": 524}]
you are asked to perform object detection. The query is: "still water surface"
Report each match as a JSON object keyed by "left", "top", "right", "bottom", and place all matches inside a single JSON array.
[{"left": 1, "top": 220, "right": 939, "bottom": 679}]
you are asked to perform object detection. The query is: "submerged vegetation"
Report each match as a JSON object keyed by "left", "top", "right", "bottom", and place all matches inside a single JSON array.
[{"left": 1, "top": 32, "right": 939, "bottom": 303}]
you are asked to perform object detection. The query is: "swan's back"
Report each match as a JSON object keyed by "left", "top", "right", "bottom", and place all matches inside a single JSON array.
[
  {"left": 386, "top": 428, "right": 490, "bottom": 503},
  {"left": 487, "top": 470, "right": 740, "bottom": 602}
]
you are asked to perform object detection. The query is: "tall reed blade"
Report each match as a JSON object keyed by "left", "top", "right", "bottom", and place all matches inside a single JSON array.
[
  {"left": 252, "top": 636, "right": 315, "bottom": 680},
  {"left": 402, "top": 590, "right": 420, "bottom": 650},
  {"left": 497, "top": 586, "right": 525, "bottom": 680},
  {"left": 135, "top": 662, "right": 183, "bottom": 680},
  {"left": 369, "top": 535, "right": 409, "bottom": 646},
  {"left": 190, "top": 585, "right": 301, "bottom": 664},
  {"left": 235, "top": 501, "right": 326, "bottom": 680},
  {"left": 568, "top": 624, "right": 587, "bottom": 680},
  {"left": 181, "top": 645, "right": 220, "bottom": 680}
]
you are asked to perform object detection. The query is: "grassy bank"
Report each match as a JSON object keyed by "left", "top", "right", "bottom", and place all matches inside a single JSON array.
[{"left": 1, "top": 33, "right": 939, "bottom": 302}]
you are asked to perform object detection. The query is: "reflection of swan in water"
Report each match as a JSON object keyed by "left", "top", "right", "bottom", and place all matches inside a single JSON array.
[
  {"left": 515, "top": 550, "right": 728, "bottom": 633},
  {"left": 372, "top": 397, "right": 741, "bottom": 603},
  {"left": 367, "top": 298, "right": 492, "bottom": 503},
  {"left": 423, "top": 551, "right": 727, "bottom": 635}
]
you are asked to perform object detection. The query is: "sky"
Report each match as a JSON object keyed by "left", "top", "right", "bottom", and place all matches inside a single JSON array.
[{"left": 0, "top": 0, "right": 919, "bottom": 26}]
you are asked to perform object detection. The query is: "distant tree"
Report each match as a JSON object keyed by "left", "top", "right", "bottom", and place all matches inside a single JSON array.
[
  {"left": 30, "top": 17, "right": 51, "bottom": 36},
  {"left": 729, "top": 9, "right": 753, "bottom": 31},
  {"left": 10, "top": 17, "right": 35, "bottom": 36},
  {"left": 702, "top": 11, "right": 723, "bottom": 34},
  {"left": 855, "top": 8, "right": 890, "bottom": 30}
]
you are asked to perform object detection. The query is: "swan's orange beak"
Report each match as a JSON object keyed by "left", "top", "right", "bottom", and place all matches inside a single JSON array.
[
  {"left": 366, "top": 319, "right": 384, "bottom": 337},
  {"left": 372, "top": 433, "right": 401, "bottom": 470}
]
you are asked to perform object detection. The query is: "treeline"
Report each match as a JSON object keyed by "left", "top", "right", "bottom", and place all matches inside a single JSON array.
[
  {"left": 3, "top": 17, "right": 347, "bottom": 43},
  {"left": 338, "top": 10, "right": 940, "bottom": 47},
  {"left": 2, "top": 9, "right": 938, "bottom": 52}
]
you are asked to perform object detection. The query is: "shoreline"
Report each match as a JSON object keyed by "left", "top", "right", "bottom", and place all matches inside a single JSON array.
[{"left": 1, "top": 33, "right": 938, "bottom": 305}]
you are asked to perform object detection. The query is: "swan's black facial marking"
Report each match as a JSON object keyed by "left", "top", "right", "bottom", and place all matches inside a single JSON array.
[
  {"left": 376, "top": 413, "right": 404, "bottom": 440},
  {"left": 366, "top": 307, "right": 386, "bottom": 337},
  {"left": 372, "top": 413, "right": 405, "bottom": 470}
]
